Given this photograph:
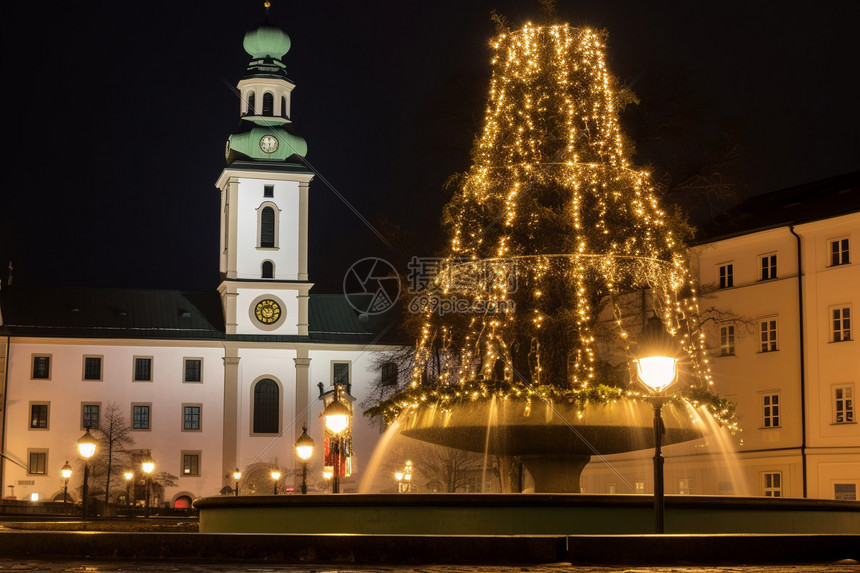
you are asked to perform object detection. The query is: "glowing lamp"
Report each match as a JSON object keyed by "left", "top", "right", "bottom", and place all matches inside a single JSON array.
[
  {"left": 123, "top": 470, "right": 134, "bottom": 481},
  {"left": 61, "top": 461, "right": 73, "bottom": 480},
  {"left": 634, "top": 356, "right": 679, "bottom": 394},
  {"left": 233, "top": 468, "right": 242, "bottom": 481},
  {"left": 77, "top": 428, "right": 97, "bottom": 459},
  {"left": 323, "top": 467, "right": 333, "bottom": 480},
  {"left": 270, "top": 469, "right": 281, "bottom": 481},
  {"left": 323, "top": 398, "right": 350, "bottom": 435},
  {"left": 295, "top": 426, "right": 315, "bottom": 461},
  {"left": 141, "top": 454, "right": 155, "bottom": 475}
]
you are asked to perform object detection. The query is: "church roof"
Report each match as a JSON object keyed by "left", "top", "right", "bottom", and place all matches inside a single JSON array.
[
  {"left": 308, "top": 294, "right": 396, "bottom": 344},
  {"left": 695, "top": 170, "right": 860, "bottom": 243}
]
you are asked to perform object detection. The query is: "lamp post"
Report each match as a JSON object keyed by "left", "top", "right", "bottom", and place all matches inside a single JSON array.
[
  {"left": 60, "top": 461, "right": 72, "bottom": 505},
  {"left": 271, "top": 469, "right": 281, "bottom": 495},
  {"left": 295, "top": 426, "right": 315, "bottom": 494},
  {"left": 395, "top": 460, "right": 413, "bottom": 493},
  {"left": 232, "top": 468, "right": 242, "bottom": 496},
  {"left": 123, "top": 470, "right": 134, "bottom": 510},
  {"left": 323, "top": 397, "right": 350, "bottom": 494},
  {"left": 634, "top": 355, "right": 679, "bottom": 534},
  {"left": 141, "top": 452, "right": 155, "bottom": 518},
  {"left": 77, "top": 428, "right": 97, "bottom": 519}
]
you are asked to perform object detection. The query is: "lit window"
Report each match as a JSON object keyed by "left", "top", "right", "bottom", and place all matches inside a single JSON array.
[
  {"left": 718, "top": 263, "right": 733, "bottom": 288},
  {"left": 132, "top": 404, "right": 151, "bottom": 430},
  {"left": 82, "top": 403, "right": 100, "bottom": 429},
  {"left": 832, "top": 307, "right": 851, "bottom": 342},
  {"left": 30, "top": 404, "right": 49, "bottom": 429},
  {"left": 834, "top": 386, "right": 854, "bottom": 424},
  {"left": 184, "top": 358, "right": 202, "bottom": 383},
  {"left": 720, "top": 325, "right": 735, "bottom": 356},
  {"left": 32, "top": 355, "right": 51, "bottom": 379},
  {"left": 83, "top": 356, "right": 102, "bottom": 380},
  {"left": 763, "top": 393, "right": 780, "bottom": 428},
  {"left": 183, "top": 405, "right": 201, "bottom": 431},
  {"left": 760, "top": 319, "right": 778, "bottom": 352},
  {"left": 28, "top": 451, "right": 47, "bottom": 475},
  {"left": 182, "top": 453, "right": 200, "bottom": 477},
  {"left": 830, "top": 238, "right": 850, "bottom": 266},
  {"left": 763, "top": 472, "right": 782, "bottom": 497},
  {"left": 760, "top": 254, "right": 777, "bottom": 281},
  {"left": 678, "top": 478, "right": 694, "bottom": 495},
  {"left": 134, "top": 357, "right": 152, "bottom": 381},
  {"left": 634, "top": 481, "right": 645, "bottom": 494}
]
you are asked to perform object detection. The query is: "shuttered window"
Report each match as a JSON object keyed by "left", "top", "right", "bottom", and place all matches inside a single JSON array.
[{"left": 260, "top": 207, "right": 275, "bottom": 247}]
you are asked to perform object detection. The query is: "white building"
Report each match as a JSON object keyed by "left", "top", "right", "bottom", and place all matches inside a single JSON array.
[
  {"left": 582, "top": 171, "right": 860, "bottom": 499},
  {"left": 0, "top": 17, "right": 397, "bottom": 508}
]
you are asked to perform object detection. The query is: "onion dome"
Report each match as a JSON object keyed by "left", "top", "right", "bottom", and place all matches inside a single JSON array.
[{"left": 243, "top": 24, "right": 291, "bottom": 60}]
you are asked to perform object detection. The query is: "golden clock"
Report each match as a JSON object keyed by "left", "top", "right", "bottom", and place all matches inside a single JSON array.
[{"left": 254, "top": 299, "right": 281, "bottom": 325}]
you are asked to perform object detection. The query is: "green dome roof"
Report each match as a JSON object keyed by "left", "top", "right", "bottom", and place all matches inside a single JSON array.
[{"left": 243, "top": 24, "right": 291, "bottom": 59}]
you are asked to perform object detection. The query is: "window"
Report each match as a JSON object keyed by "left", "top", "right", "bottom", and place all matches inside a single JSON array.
[
  {"left": 333, "top": 361, "right": 351, "bottom": 385},
  {"left": 247, "top": 92, "right": 255, "bottom": 115},
  {"left": 82, "top": 403, "right": 100, "bottom": 429},
  {"left": 28, "top": 451, "right": 47, "bottom": 475},
  {"left": 381, "top": 362, "right": 398, "bottom": 386},
  {"left": 262, "top": 261, "right": 274, "bottom": 279},
  {"left": 760, "top": 319, "right": 778, "bottom": 352},
  {"left": 763, "top": 393, "right": 780, "bottom": 428},
  {"left": 253, "top": 378, "right": 279, "bottom": 434},
  {"left": 30, "top": 403, "right": 49, "bottom": 429},
  {"left": 181, "top": 452, "right": 200, "bottom": 477},
  {"left": 132, "top": 404, "right": 151, "bottom": 430},
  {"left": 678, "top": 478, "right": 694, "bottom": 495},
  {"left": 184, "top": 358, "right": 202, "bottom": 383},
  {"left": 264, "top": 184, "right": 274, "bottom": 198},
  {"left": 720, "top": 325, "right": 735, "bottom": 356},
  {"left": 760, "top": 254, "right": 777, "bottom": 281},
  {"left": 134, "top": 357, "right": 152, "bottom": 381},
  {"left": 262, "top": 92, "right": 274, "bottom": 115},
  {"left": 718, "top": 263, "right": 733, "bottom": 288},
  {"left": 763, "top": 472, "right": 782, "bottom": 497},
  {"left": 32, "top": 355, "right": 51, "bottom": 379},
  {"left": 832, "top": 306, "right": 851, "bottom": 342},
  {"left": 830, "top": 238, "right": 850, "bottom": 266},
  {"left": 835, "top": 483, "right": 857, "bottom": 501},
  {"left": 83, "top": 356, "right": 102, "bottom": 380},
  {"left": 634, "top": 481, "right": 645, "bottom": 494},
  {"left": 183, "top": 405, "right": 201, "bottom": 431},
  {"left": 281, "top": 95, "right": 287, "bottom": 118},
  {"left": 260, "top": 206, "right": 275, "bottom": 248},
  {"left": 834, "top": 385, "right": 854, "bottom": 424}
]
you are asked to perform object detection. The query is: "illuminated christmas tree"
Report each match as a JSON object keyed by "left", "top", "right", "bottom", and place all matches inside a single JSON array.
[{"left": 373, "top": 22, "right": 725, "bottom": 422}]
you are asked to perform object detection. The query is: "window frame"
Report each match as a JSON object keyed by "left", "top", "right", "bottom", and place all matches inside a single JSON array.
[
  {"left": 719, "top": 324, "right": 736, "bottom": 357},
  {"left": 133, "top": 356, "right": 153, "bottom": 382},
  {"left": 762, "top": 471, "right": 782, "bottom": 497},
  {"left": 831, "top": 305, "right": 852, "bottom": 343},
  {"left": 29, "top": 402, "right": 50, "bottom": 430},
  {"left": 829, "top": 237, "right": 850, "bottom": 267},
  {"left": 182, "top": 403, "right": 202, "bottom": 432},
  {"left": 833, "top": 384, "right": 855, "bottom": 424},
  {"left": 717, "top": 263, "right": 734, "bottom": 289},
  {"left": 261, "top": 260, "right": 275, "bottom": 279},
  {"left": 131, "top": 403, "right": 152, "bottom": 431},
  {"left": 759, "top": 252, "right": 777, "bottom": 281},
  {"left": 332, "top": 361, "right": 352, "bottom": 386},
  {"left": 27, "top": 450, "right": 48, "bottom": 476},
  {"left": 183, "top": 358, "right": 203, "bottom": 383},
  {"left": 81, "top": 402, "right": 101, "bottom": 430},
  {"left": 251, "top": 377, "right": 281, "bottom": 436},
  {"left": 181, "top": 451, "right": 202, "bottom": 477},
  {"left": 256, "top": 202, "right": 280, "bottom": 250},
  {"left": 82, "top": 355, "right": 103, "bottom": 381},
  {"left": 759, "top": 318, "right": 778, "bottom": 352},
  {"left": 31, "top": 354, "right": 52, "bottom": 380},
  {"left": 762, "top": 392, "right": 781, "bottom": 428},
  {"left": 263, "top": 184, "right": 274, "bottom": 198}
]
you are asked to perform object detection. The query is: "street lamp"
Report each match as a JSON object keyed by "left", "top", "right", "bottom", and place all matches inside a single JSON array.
[
  {"left": 323, "top": 397, "right": 350, "bottom": 494},
  {"left": 295, "top": 426, "right": 315, "bottom": 494},
  {"left": 77, "top": 428, "right": 97, "bottom": 519},
  {"left": 141, "top": 452, "right": 155, "bottom": 517},
  {"left": 634, "top": 354, "right": 679, "bottom": 534},
  {"left": 232, "top": 468, "right": 242, "bottom": 496},
  {"left": 123, "top": 470, "right": 134, "bottom": 510},
  {"left": 60, "top": 461, "right": 72, "bottom": 505},
  {"left": 395, "top": 460, "right": 413, "bottom": 493},
  {"left": 271, "top": 469, "right": 281, "bottom": 495}
]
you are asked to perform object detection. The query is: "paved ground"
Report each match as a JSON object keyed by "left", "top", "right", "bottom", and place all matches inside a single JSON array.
[{"left": 0, "top": 561, "right": 858, "bottom": 572}]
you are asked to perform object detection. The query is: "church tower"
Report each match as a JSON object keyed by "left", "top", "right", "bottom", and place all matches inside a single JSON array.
[{"left": 215, "top": 11, "right": 312, "bottom": 336}]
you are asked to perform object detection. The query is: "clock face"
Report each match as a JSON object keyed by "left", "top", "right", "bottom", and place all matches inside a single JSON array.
[
  {"left": 260, "top": 135, "right": 279, "bottom": 154},
  {"left": 254, "top": 299, "right": 282, "bottom": 325}
]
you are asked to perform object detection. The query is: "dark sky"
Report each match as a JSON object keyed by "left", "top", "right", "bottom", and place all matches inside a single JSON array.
[{"left": 2, "top": 1, "right": 858, "bottom": 293}]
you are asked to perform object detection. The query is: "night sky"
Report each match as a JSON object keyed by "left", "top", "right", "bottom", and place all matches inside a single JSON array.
[{"left": 2, "top": 1, "right": 858, "bottom": 293}]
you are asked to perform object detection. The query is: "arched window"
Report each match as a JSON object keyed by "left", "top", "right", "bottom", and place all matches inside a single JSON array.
[
  {"left": 260, "top": 207, "right": 275, "bottom": 247},
  {"left": 263, "top": 92, "right": 274, "bottom": 116},
  {"left": 247, "top": 92, "right": 256, "bottom": 115},
  {"left": 253, "top": 379, "right": 279, "bottom": 434},
  {"left": 262, "top": 261, "right": 274, "bottom": 279},
  {"left": 281, "top": 96, "right": 287, "bottom": 118}
]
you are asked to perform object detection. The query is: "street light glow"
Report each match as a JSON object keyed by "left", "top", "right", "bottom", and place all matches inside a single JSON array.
[{"left": 634, "top": 356, "right": 679, "bottom": 393}]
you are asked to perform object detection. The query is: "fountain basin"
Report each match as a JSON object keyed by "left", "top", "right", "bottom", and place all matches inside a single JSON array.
[{"left": 399, "top": 397, "right": 703, "bottom": 492}]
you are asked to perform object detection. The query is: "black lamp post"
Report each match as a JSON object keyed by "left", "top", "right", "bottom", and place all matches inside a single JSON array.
[
  {"left": 634, "top": 355, "right": 679, "bottom": 534},
  {"left": 295, "top": 425, "right": 315, "bottom": 494},
  {"left": 60, "top": 461, "right": 72, "bottom": 505},
  {"left": 271, "top": 469, "right": 281, "bottom": 495},
  {"left": 76, "top": 428, "right": 97, "bottom": 519},
  {"left": 232, "top": 468, "right": 242, "bottom": 496},
  {"left": 123, "top": 470, "right": 134, "bottom": 510}
]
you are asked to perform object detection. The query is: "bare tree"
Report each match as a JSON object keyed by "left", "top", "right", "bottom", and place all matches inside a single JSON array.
[{"left": 95, "top": 402, "right": 135, "bottom": 507}]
